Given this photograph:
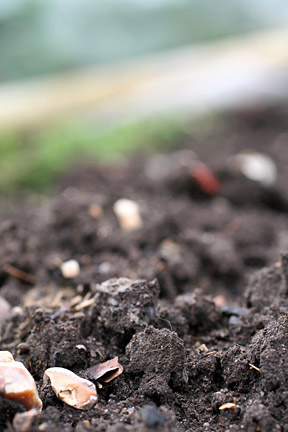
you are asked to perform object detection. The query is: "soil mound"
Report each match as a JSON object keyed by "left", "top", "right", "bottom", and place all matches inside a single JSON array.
[{"left": 1, "top": 106, "right": 288, "bottom": 431}]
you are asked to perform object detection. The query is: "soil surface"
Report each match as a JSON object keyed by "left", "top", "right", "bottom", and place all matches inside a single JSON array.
[{"left": 1, "top": 105, "right": 288, "bottom": 431}]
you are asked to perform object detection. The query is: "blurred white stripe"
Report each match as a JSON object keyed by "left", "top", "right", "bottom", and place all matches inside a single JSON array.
[{"left": 0, "top": 29, "right": 288, "bottom": 130}]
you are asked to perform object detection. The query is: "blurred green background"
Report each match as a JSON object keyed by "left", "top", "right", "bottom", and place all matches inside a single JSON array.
[{"left": 0, "top": 0, "right": 287, "bottom": 194}]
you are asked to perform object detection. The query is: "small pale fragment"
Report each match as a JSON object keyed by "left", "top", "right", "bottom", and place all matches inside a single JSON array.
[
  {"left": 13, "top": 408, "right": 38, "bottom": 432},
  {"left": 80, "top": 419, "right": 91, "bottom": 428},
  {"left": 0, "top": 351, "right": 42, "bottom": 412},
  {"left": 198, "top": 344, "right": 209, "bottom": 353},
  {"left": 113, "top": 198, "right": 143, "bottom": 231},
  {"left": 232, "top": 152, "right": 277, "bottom": 186},
  {"left": 61, "top": 260, "right": 80, "bottom": 279},
  {"left": 75, "top": 344, "right": 87, "bottom": 351},
  {"left": 213, "top": 295, "right": 227, "bottom": 308},
  {"left": 0, "top": 296, "right": 11, "bottom": 323},
  {"left": 219, "top": 402, "right": 237, "bottom": 410},
  {"left": 86, "top": 356, "right": 124, "bottom": 383},
  {"left": 73, "top": 298, "right": 95, "bottom": 311},
  {"left": 88, "top": 204, "right": 103, "bottom": 219},
  {"left": 0, "top": 351, "right": 14, "bottom": 362},
  {"left": 44, "top": 367, "right": 97, "bottom": 410}
]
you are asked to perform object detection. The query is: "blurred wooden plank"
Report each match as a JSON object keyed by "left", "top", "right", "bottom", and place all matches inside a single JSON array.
[{"left": 0, "top": 29, "right": 288, "bottom": 131}]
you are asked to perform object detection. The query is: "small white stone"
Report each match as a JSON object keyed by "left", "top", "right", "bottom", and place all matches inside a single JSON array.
[
  {"left": 113, "top": 199, "right": 143, "bottom": 231},
  {"left": 232, "top": 152, "right": 277, "bottom": 186},
  {"left": 61, "top": 260, "right": 80, "bottom": 279},
  {"left": 98, "top": 262, "right": 112, "bottom": 274}
]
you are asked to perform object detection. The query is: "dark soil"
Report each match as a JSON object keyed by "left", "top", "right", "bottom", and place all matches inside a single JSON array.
[{"left": 1, "top": 105, "right": 288, "bottom": 431}]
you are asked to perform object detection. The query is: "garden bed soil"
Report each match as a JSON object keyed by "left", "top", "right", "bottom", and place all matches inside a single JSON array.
[{"left": 1, "top": 105, "right": 288, "bottom": 431}]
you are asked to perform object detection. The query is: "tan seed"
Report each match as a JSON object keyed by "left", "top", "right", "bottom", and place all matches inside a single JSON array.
[{"left": 44, "top": 367, "right": 97, "bottom": 410}]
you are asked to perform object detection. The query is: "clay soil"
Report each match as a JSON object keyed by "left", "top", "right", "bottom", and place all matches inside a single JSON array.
[{"left": 1, "top": 105, "right": 288, "bottom": 431}]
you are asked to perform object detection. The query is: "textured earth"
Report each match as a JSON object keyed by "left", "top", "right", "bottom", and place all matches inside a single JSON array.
[{"left": 1, "top": 105, "right": 288, "bottom": 431}]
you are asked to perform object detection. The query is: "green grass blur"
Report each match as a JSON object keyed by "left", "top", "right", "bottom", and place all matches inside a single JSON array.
[{"left": 0, "top": 116, "right": 188, "bottom": 194}]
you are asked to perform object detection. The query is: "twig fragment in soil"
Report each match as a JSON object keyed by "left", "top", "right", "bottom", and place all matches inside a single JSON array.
[
  {"left": 154, "top": 309, "right": 173, "bottom": 331},
  {"left": 219, "top": 402, "right": 237, "bottom": 410},
  {"left": 3, "top": 264, "right": 35, "bottom": 284},
  {"left": 69, "top": 295, "right": 83, "bottom": 307},
  {"left": 73, "top": 298, "right": 95, "bottom": 311},
  {"left": 248, "top": 363, "right": 261, "bottom": 373},
  {"left": 203, "top": 351, "right": 218, "bottom": 357}
]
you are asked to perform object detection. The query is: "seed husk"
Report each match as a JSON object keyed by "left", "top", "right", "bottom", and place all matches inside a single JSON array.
[{"left": 86, "top": 356, "right": 124, "bottom": 383}]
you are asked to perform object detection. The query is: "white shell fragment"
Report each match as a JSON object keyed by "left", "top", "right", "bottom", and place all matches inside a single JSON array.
[
  {"left": 61, "top": 259, "right": 80, "bottom": 279},
  {"left": 113, "top": 198, "right": 143, "bottom": 231},
  {"left": 231, "top": 151, "right": 277, "bottom": 186},
  {"left": 86, "top": 356, "right": 124, "bottom": 383},
  {"left": 0, "top": 351, "right": 42, "bottom": 412},
  {"left": 44, "top": 367, "right": 98, "bottom": 410}
]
